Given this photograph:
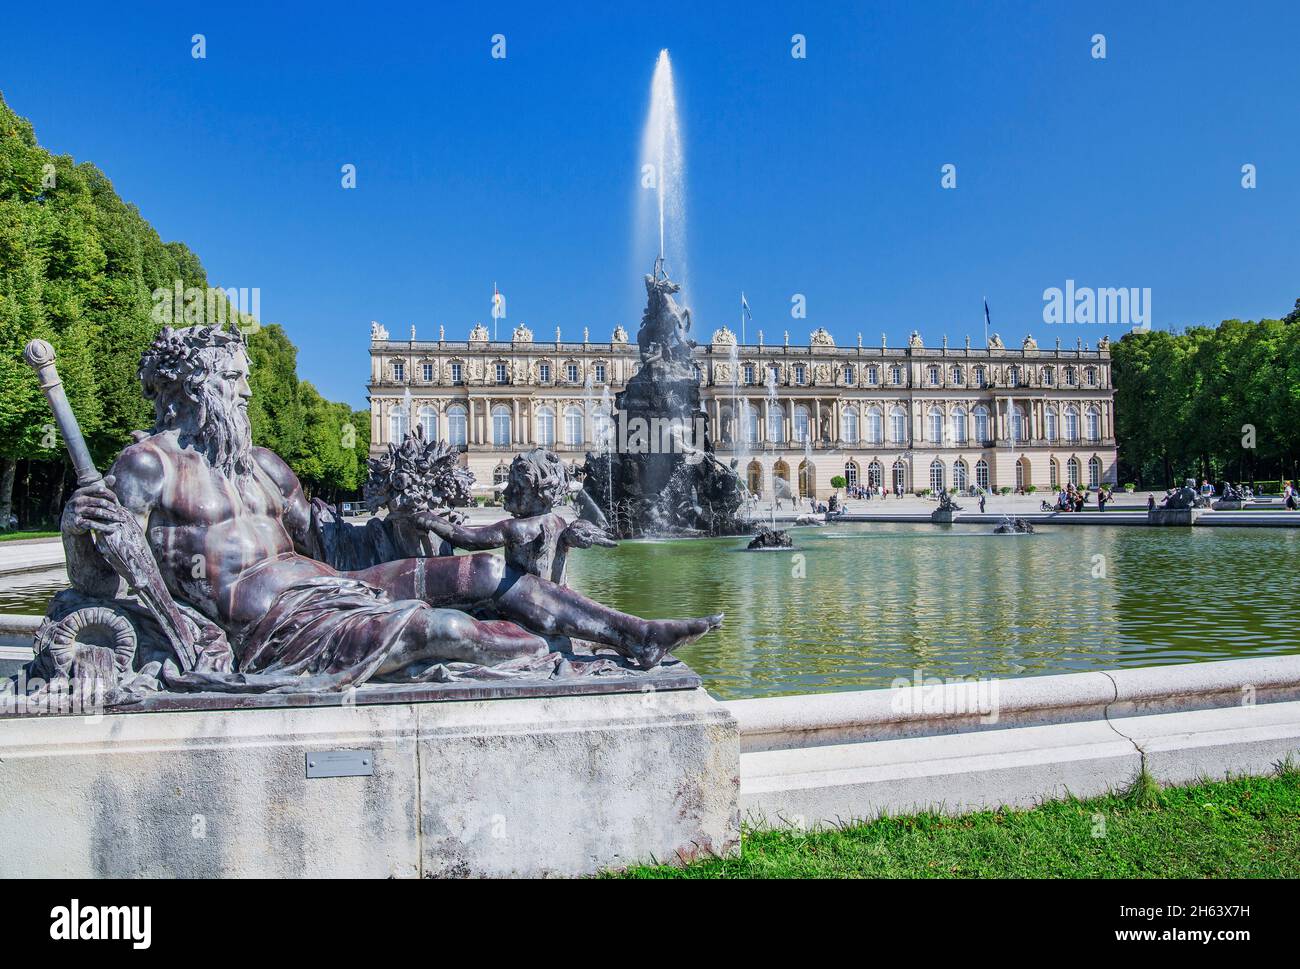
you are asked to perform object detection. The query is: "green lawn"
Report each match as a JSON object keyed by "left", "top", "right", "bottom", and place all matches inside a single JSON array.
[
  {"left": 618, "top": 764, "right": 1300, "bottom": 878},
  {"left": 0, "top": 530, "right": 59, "bottom": 542}
]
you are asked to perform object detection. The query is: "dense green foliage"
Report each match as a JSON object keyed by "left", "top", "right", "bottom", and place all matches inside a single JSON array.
[
  {"left": 619, "top": 764, "right": 1300, "bottom": 878},
  {"left": 0, "top": 92, "right": 367, "bottom": 526},
  {"left": 1112, "top": 314, "right": 1300, "bottom": 488}
]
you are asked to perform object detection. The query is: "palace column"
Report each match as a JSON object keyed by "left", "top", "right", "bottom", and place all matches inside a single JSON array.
[{"left": 762, "top": 398, "right": 770, "bottom": 443}]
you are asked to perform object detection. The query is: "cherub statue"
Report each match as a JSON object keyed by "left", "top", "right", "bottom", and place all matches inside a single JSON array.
[{"left": 420, "top": 448, "right": 614, "bottom": 585}]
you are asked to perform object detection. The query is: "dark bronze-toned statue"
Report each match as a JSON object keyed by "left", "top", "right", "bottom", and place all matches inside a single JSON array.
[{"left": 7, "top": 325, "right": 721, "bottom": 706}]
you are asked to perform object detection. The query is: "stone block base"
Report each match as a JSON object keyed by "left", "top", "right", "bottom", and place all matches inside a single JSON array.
[
  {"left": 0, "top": 688, "right": 739, "bottom": 878},
  {"left": 929, "top": 509, "right": 958, "bottom": 524}
]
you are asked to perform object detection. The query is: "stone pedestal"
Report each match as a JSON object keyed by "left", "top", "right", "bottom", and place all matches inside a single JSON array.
[
  {"left": 930, "top": 509, "right": 958, "bottom": 524},
  {"left": 0, "top": 688, "right": 739, "bottom": 878},
  {"left": 1212, "top": 499, "right": 1244, "bottom": 511},
  {"left": 1147, "top": 507, "right": 1205, "bottom": 525}
]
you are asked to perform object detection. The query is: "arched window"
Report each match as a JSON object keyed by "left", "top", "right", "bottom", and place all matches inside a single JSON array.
[
  {"left": 1044, "top": 407, "right": 1059, "bottom": 442},
  {"left": 447, "top": 404, "right": 467, "bottom": 446},
  {"left": 843, "top": 461, "right": 859, "bottom": 487},
  {"left": 1016, "top": 458, "right": 1027, "bottom": 490},
  {"left": 491, "top": 405, "right": 511, "bottom": 447},
  {"left": 975, "top": 459, "right": 990, "bottom": 491},
  {"left": 953, "top": 459, "right": 968, "bottom": 490},
  {"left": 1064, "top": 407, "right": 1080, "bottom": 442},
  {"left": 929, "top": 459, "right": 945, "bottom": 493},
  {"left": 1067, "top": 457, "right": 1080, "bottom": 486},
  {"left": 950, "top": 364, "right": 964, "bottom": 385},
  {"left": 746, "top": 461, "right": 763, "bottom": 496},
  {"left": 767, "top": 403, "right": 785, "bottom": 442},
  {"left": 418, "top": 405, "right": 437, "bottom": 441},
  {"left": 1050, "top": 459, "right": 1059, "bottom": 489},
  {"left": 892, "top": 460, "right": 907, "bottom": 493},
  {"left": 1011, "top": 405, "right": 1026, "bottom": 444},
  {"left": 793, "top": 405, "right": 811, "bottom": 443},
  {"left": 492, "top": 464, "right": 509, "bottom": 486},
  {"left": 593, "top": 406, "right": 612, "bottom": 449},
  {"left": 389, "top": 404, "right": 409, "bottom": 442},
  {"left": 889, "top": 406, "right": 907, "bottom": 444},
  {"left": 798, "top": 461, "right": 815, "bottom": 497},
  {"left": 868, "top": 460, "right": 883, "bottom": 490},
  {"left": 1088, "top": 456, "right": 1102, "bottom": 487},
  {"left": 928, "top": 407, "right": 944, "bottom": 443},
  {"left": 535, "top": 405, "right": 556, "bottom": 446},
  {"left": 743, "top": 402, "right": 760, "bottom": 444},
  {"left": 951, "top": 406, "right": 967, "bottom": 444},
  {"left": 974, "top": 405, "right": 990, "bottom": 443},
  {"left": 1086, "top": 407, "right": 1101, "bottom": 442},
  {"left": 842, "top": 406, "right": 860, "bottom": 444},
  {"left": 564, "top": 406, "right": 584, "bottom": 447},
  {"left": 866, "top": 406, "right": 883, "bottom": 444}
]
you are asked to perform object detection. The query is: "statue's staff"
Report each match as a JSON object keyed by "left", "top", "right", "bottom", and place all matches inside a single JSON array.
[{"left": 23, "top": 339, "right": 199, "bottom": 672}]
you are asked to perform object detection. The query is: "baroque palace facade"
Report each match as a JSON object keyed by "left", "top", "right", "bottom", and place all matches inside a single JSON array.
[{"left": 367, "top": 321, "right": 1117, "bottom": 500}]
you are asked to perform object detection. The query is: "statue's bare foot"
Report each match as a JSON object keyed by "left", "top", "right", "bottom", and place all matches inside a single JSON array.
[{"left": 631, "top": 613, "right": 723, "bottom": 669}]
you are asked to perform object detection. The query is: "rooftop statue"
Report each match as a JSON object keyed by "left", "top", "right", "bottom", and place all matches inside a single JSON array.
[{"left": 7, "top": 326, "right": 721, "bottom": 708}]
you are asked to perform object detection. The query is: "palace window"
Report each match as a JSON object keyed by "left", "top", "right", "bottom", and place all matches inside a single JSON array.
[
  {"left": 929, "top": 460, "right": 945, "bottom": 494},
  {"left": 1064, "top": 407, "right": 1080, "bottom": 442},
  {"left": 974, "top": 405, "right": 990, "bottom": 443},
  {"left": 539, "top": 363, "right": 551, "bottom": 383},
  {"left": 890, "top": 365, "right": 904, "bottom": 385},
  {"left": 866, "top": 406, "right": 883, "bottom": 444},
  {"left": 418, "top": 405, "right": 437, "bottom": 441},
  {"left": 594, "top": 363, "right": 606, "bottom": 383},
  {"left": 447, "top": 404, "right": 467, "bottom": 446},
  {"left": 844, "top": 461, "right": 859, "bottom": 487},
  {"left": 767, "top": 403, "right": 785, "bottom": 442},
  {"left": 422, "top": 363, "right": 434, "bottom": 382},
  {"left": 928, "top": 407, "right": 943, "bottom": 443},
  {"left": 951, "top": 407, "right": 967, "bottom": 444},
  {"left": 566, "top": 363, "right": 579, "bottom": 383},
  {"left": 953, "top": 459, "right": 968, "bottom": 491},
  {"left": 1085, "top": 367, "right": 1097, "bottom": 386},
  {"left": 927, "top": 365, "right": 940, "bottom": 386},
  {"left": 593, "top": 407, "right": 612, "bottom": 449},
  {"left": 495, "top": 363, "right": 508, "bottom": 384},
  {"left": 975, "top": 459, "right": 990, "bottom": 491},
  {"left": 744, "top": 405, "right": 759, "bottom": 444},
  {"left": 866, "top": 366, "right": 879, "bottom": 386},
  {"left": 1041, "top": 367, "right": 1054, "bottom": 386},
  {"left": 389, "top": 404, "right": 408, "bottom": 442},
  {"left": 493, "top": 464, "right": 509, "bottom": 486},
  {"left": 1067, "top": 457, "right": 1080, "bottom": 486},
  {"left": 794, "top": 364, "right": 806, "bottom": 385},
  {"left": 793, "top": 405, "right": 810, "bottom": 443},
  {"left": 843, "top": 364, "right": 855, "bottom": 384},
  {"left": 892, "top": 460, "right": 907, "bottom": 493},
  {"left": 1011, "top": 405, "right": 1026, "bottom": 444},
  {"left": 950, "top": 364, "right": 964, "bottom": 385},
  {"left": 842, "top": 406, "right": 859, "bottom": 444},
  {"left": 769, "top": 363, "right": 781, "bottom": 385},
  {"left": 743, "top": 364, "right": 755, "bottom": 384},
  {"left": 889, "top": 406, "right": 907, "bottom": 444},
  {"left": 868, "top": 460, "right": 883, "bottom": 490},
  {"left": 1086, "top": 407, "right": 1101, "bottom": 442},
  {"left": 393, "top": 362, "right": 405, "bottom": 382},
  {"left": 1064, "top": 366, "right": 1077, "bottom": 387},
  {"left": 564, "top": 406, "right": 584, "bottom": 446},
  {"left": 1089, "top": 456, "right": 1102, "bottom": 487},
  {"left": 492, "top": 405, "right": 511, "bottom": 446},
  {"left": 450, "top": 362, "right": 463, "bottom": 385},
  {"left": 1008, "top": 365, "right": 1021, "bottom": 388},
  {"left": 1050, "top": 459, "right": 1059, "bottom": 488},
  {"left": 973, "top": 366, "right": 986, "bottom": 388},
  {"left": 536, "top": 405, "right": 556, "bottom": 446},
  {"left": 1045, "top": 407, "right": 1059, "bottom": 442}
]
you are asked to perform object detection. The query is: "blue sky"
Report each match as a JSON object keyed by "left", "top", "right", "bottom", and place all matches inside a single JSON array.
[{"left": 3, "top": 1, "right": 1297, "bottom": 408}]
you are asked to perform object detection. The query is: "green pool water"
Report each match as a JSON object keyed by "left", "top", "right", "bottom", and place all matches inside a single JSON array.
[
  {"left": 5, "top": 523, "right": 1298, "bottom": 699},
  {"left": 565, "top": 522, "right": 1300, "bottom": 699}
]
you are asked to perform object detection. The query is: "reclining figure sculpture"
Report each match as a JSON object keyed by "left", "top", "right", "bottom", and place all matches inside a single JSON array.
[{"left": 7, "top": 325, "right": 721, "bottom": 707}]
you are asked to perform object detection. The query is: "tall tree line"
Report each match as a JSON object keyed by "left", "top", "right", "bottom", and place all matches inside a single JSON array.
[
  {"left": 1112, "top": 305, "right": 1300, "bottom": 489},
  {"left": 0, "top": 93, "right": 368, "bottom": 529}
]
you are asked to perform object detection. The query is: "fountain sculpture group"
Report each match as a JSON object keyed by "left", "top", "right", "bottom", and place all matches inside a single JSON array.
[{"left": 5, "top": 326, "right": 722, "bottom": 711}]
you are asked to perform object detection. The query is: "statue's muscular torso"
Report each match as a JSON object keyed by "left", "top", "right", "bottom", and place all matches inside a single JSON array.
[{"left": 100, "top": 432, "right": 334, "bottom": 632}]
